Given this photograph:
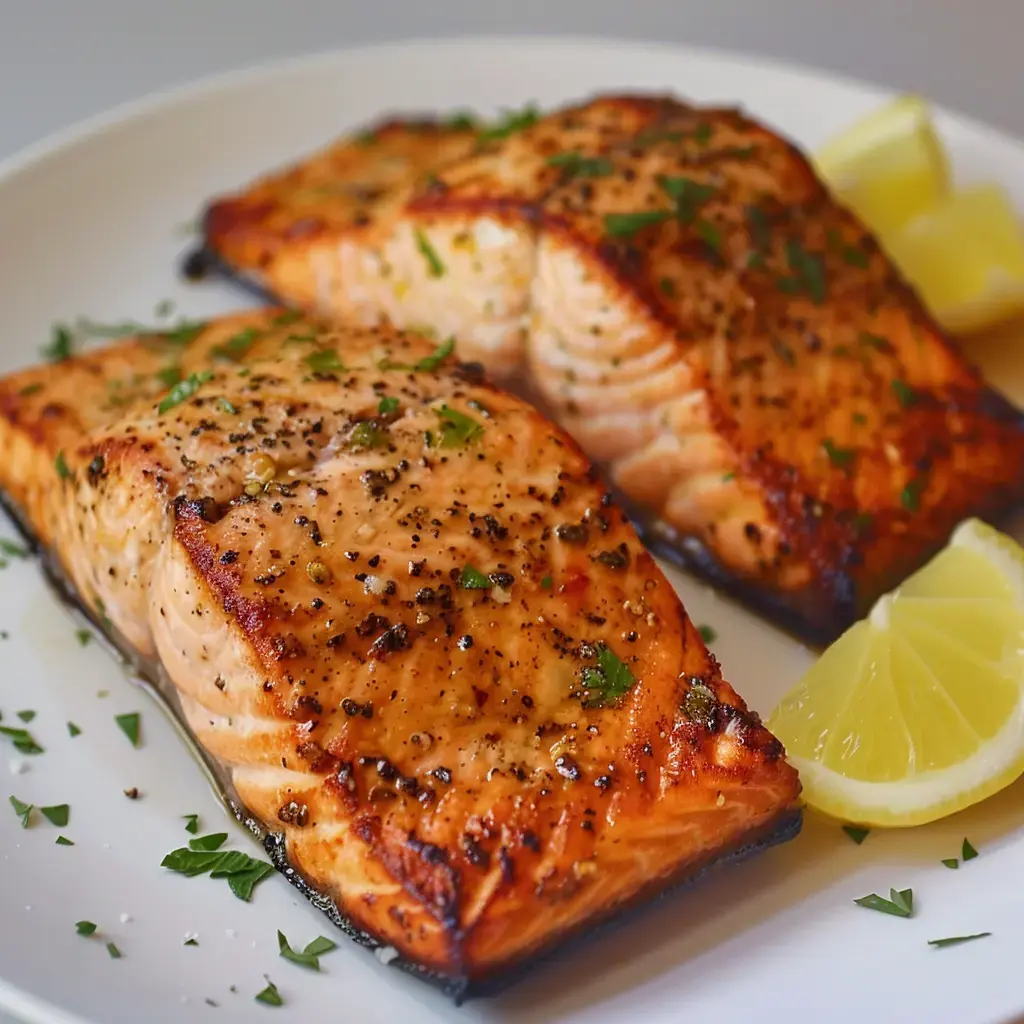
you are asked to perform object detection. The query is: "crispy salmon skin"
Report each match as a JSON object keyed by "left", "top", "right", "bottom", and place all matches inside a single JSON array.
[
  {"left": 196, "top": 94, "right": 1024, "bottom": 642},
  {"left": 0, "top": 310, "right": 800, "bottom": 992}
]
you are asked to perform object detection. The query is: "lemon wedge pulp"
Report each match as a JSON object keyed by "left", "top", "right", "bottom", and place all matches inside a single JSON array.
[
  {"left": 768, "top": 519, "right": 1024, "bottom": 827},
  {"left": 814, "top": 94, "right": 950, "bottom": 237},
  {"left": 885, "top": 183, "right": 1024, "bottom": 335}
]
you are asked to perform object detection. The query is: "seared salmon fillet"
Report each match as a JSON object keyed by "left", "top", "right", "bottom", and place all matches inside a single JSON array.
[
  {"left": 196, "top": 94, "right": 1024, "bottom": 642},
  {"left": 0, "top": 310, "right": 800, "bottom": 993}
]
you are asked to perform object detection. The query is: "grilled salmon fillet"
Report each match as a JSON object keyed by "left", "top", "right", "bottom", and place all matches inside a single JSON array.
[
  {"left": 196, "top": 94, "right": 1024, "bottom": 642},
  {"left": 0, "top": 310, "right": 800, "bottom": 992}
]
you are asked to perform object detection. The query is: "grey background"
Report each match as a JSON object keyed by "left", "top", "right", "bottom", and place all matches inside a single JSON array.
[{"left": 0, "top": 2, "right": 1022, "bottom": 1022}]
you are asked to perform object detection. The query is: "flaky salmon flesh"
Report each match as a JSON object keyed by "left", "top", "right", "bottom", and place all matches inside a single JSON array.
[
  {"left": 197, "top": 93, "right": 1024, "bottom": 642},
  {"left": 0, "top": 310, "right": 800, "bottom": 991}
]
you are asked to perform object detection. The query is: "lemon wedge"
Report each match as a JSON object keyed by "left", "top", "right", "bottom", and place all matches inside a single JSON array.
[
  {"left": 814, "top": 94, "right": 951, "bottom": 237},
  {"left": 768, "top": 519, "right": 1024, "bottom": 827},
  {"left": 885, "top": 183, "right": 1024, "bottom": 334}
]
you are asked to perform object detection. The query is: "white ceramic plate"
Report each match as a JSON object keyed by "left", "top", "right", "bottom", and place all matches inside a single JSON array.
[{"left": 2, "top": 36, "right": 1024, "bottom": 1024}]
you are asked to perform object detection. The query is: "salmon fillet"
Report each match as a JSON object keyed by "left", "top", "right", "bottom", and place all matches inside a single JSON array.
[
  {"left": 0, "top": 310, "right": 800, "bottom": 994},
  {"left": 196, "top": 94, "right": 1024, "bottom": 643}
]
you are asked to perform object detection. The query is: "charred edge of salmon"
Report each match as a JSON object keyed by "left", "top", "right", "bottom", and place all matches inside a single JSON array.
[{"left": 0, "top": 480, "right": 803, "bottom": 1001}]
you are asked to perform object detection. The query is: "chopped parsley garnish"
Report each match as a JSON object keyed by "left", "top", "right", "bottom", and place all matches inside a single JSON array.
[
  {"left": 928, "top": 932, "right": 990, "bottom": 949},
  {"left": 188, "top": 832, "right": 228, "bottom": 852},
  {"left": 697, "top": 625, "right": 717, "bottom": 644},
  {"left": 212, "top": 327, "right": 261, "bottom": 362},
  {"left": 106, "top": 942, "right": 122, "bottom": 959},
  {"left": 459, "top": 565, "right": 491, "bottom": 589},
  {"left": 659, "top": 277, "right": 676, "bottom": 297},
  {"left": 154, "top": 299, "right": 175, "bottom": 319},
  {"left": 217, "top": 397, "right": 238, "bottom": 415},
  {"left": 891, "top": 379, "right": 917, "bottom": 408},
  {"left": 42, "top": 325, "right": 75, "bottom": 362},
  {"left": 657, "top": 175, "right": 718, "bottom": 224},
  {"left": 0, "top": 724, "right": 44, "bottom": 755},
  {"left": 55, "top": 450, "right": 71, "bottom": 480},
  {"left": 56, "top": 835, "right": 74, "bottom": 846},
  {"left": 255, "top": 977, "right": 284, "bottom": 1007},
  {"left": 67, "top": 722, "right": 81, "bottom": 737},
  {"left": 477, "top": 104, "right": 541, "bottom": 142},
  {"left": 822, "top": 438, "right": 855, "bottom": 469},
  {"left": 160, "top": 843, "right": 275, "bottom": 902},
  {"left": 272, "top": 310, "right": 303, "bottom": 327},
  {"left": 858, "top": 331, "right": 890, "bottom": 351},
  {"left": 682, "top": 681, "right": 718, "bottom": 729},
  {"left": 154, "top": 364, "right": 182, "bottom": 388},
  {"left": 378, "top": 396, "right": 400, "bottom": 415},
  {"left": 580, "top": 644, "right": 637, "bottom": 708},
  {"left": 746, "top": 206, "right": 771, "bottom": 252},
  {"left": 9, "top": 795, "right": 32, "bottom": 828},
  {"left": 16, "top": 709, "right": 36, "bottom": 723},
  {"left": 942, "top": 857, "right": 959, "bottom": 869},
  {"left": 852, "top": 412, "right": 868, "bottom": 425},
  {"left": 40, "top": 804, "right": 69, "bottom": 827},
  {"left": 540, "top": 575, "right": 553, "bottom": 589},
  {"left": 0, "top": 539, "right": 28, "bottom": 559},
  {"left": 414, "top": 336, "right": 455, "bottom": 372},
  {"left": 962, "top": 837, "right": 979, "bottom": 861},
  {"left": 277, "top": 930, "right": 338, "bottom": 971},
  {"left": 182, "top": 813, "right": 200, "bottom": 834},
  {"left": 695, "top": 219, "right": 722, "bottom": 251},
  {"left": 854, "top": 887, "right": 913, "bottom": 918},
  {"left": 414, "top": 229, "right": 446, "bottom": 278},
  {"left": 75, "top": 920, "right": 97, "bottom": 936},
  {"left": 184, "top": 936, "right": 199, "bottom": 947},
  {"left": 114, "top": 712, "right": 141, "bottom": 748},
  {"left": 304, "top": 349, "right": 345, "bottom": 374},
  {"left": 76, "top": 630, "right": 92, "bottom": 649},
  {"left": 19, "top": 382, "right": 43, "bottom": 397},
  {"left": 842, "top": 246, "right": 869, "bottom": 268},
  {"left": 901, "top": 478, "right": 925, "bottom": 513},
  {"left": 157, "top": 370, "right": 213, "bottom": 414},
  {"left": 778, "top": 241, "right": 827, "bottom": 304},
  {"left": 441, "top": 110, "right": 480, "bottom": 131},
  {"left": 842, "top": 825, "right": 870, "bottom": 845},
  {"left": 603, "top": 210, "right": 672, "bottom": 238},
  {"left": 347, "top": 421, "right": 387, "bottom": 450},
  {"left": 546, "top": 151, "right": 614, "bottom": 178},
  {"left": 435, "top": 405, "right": 483, "bottom": 447}
]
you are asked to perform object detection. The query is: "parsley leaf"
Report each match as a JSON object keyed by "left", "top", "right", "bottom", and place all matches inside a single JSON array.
[
  {"left": 304, "top": 349, "right": 345, "bottom": 374},
  {"left": 67, "top": 722, "right": 81, "bottom": 737},
  {"left": 858, "top": 331, "right": 891, "bottom": 352},
  {"left": 891, "top": 379, "right": 917, "bottom": 408},
  {"left": 413, "top": 229, "right": 445, "bottom": 278},
  {"left": 183, "top": 936, "right": 199, "bottom": 947},
  {"left": 154, "top": 364, "right": 182, "bottom": 388},
  {"left": 75, "top": 629, "right": 92, "bottom": 647},
  {"left": 75, "top": 920, "right": 97, "bottom": 936},
  {"left": 188, "top": 832, "right": 228, "bottom": 852},
  {"left": 580, "top": 644, "right": 637, "bottom": 708},
  {"left": 160, "top": 844, "right": 274, "bottom": 902},
  {"left": 459, "top": 565, "right": 491, "bottom": 589},
  {"left": 254, "top": 977, "right": 283, "bottom": 1007},
  {"left": 157, "top": 371, "right": 212, "bottom": 414},
  {"left": 211, "top": 326, "right": 261, "bottom": 362},
  {"left": 378, "top": 396, "right": 400, "bottom": 415},
  {"left": 277, "top": 930, "right": 338, "bottom": 970},
  {"left": 9, "top": 795, "right": 32, "bottom": 828},
  {"left": 0, "top": 724, "right": 44, "bottom": 755},
  {"left": 942, "top": 858, "right": 959, "bottom": 869},
  {"left": 842, "top": 825, "right": 870, "bottom": 845},
  {"left": 106, "top": 941, "right": 122, "bottom": 959},
  {"left": 854, "top": 887, "right": 913, "bottom": 918},
  {"left": 822, "top": 438, "right": 855, "bottom": 469},
  {"left": 901, "top": 478, "right": 925, "bottom": 513},
  {"left": 40, "top": 804, "right": 69, "bottom": 827},
  {"left": 42, "top": 324, "right": 76, "bottom": 362},
  {"left": 477, "top": 104, "right": 540, "bottom": 142},
  {"left": 603, "top": 210, "right": 672, "bottom": 238},
  {"left": 546, "top": 151, "right": 614, "bottom": 178},
  {"left": 657, "top": 175, "right": 718, "bottom": 224},
  {"left": 441, "top": 110, "right": 480, "bottom": 131},
  {"left": 413, "top": 336, "right": 454, "bottom": 372},
  {"left": 347, "top": 421, "right": 388, "bottom": 451},
  {"left": 182, "top": 813, "right": 200, "bottom": 834},
  {"left": 0, "top": 540, "right": 29, "bottom": 559},
  {"left": 56, "top": 835, "right": 74, "bottom": 846},
  {"left": 16, "top": 710, "right": 35, "bottom": 723},
  {"left": 217, "top": 397, "right": 238, "bottom": 414},
  {"left": 435, "top": 405, "right": 483, "bottom": 447},
  {"left": 962, "top": 837, "right": 979, "bottom": 861},
  {"left": 928, "top": 932, "right": 990, "bottom": 949},
  {"left": 114, "top": 712, "right": 141, "bottom": 748},
  {"left": 540, "top": 575, "right": 553, "bottom": 589},
  {"left": 55, "top": 450, "right": 71, "bottom": 481},
  {"left": 697, "top": 624, "right": 717, "bottom": 644},
  {"left": 778, "top": 240, "right": 827, "bottom": 304}
]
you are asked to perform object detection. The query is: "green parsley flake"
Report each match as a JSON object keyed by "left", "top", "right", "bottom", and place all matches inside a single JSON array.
[
  {"left": 42, "top": 325, "right": 76, "bottom": 362},
  {"left": 962, "top": 837, "right": 979, "bottom": 861},
  {"left": 822, "top": 438, "right": 855, "bottom": 470},
  {"left": 115, "top": 712, "right": 141, "bottom": 748},
  {"left": 0, "top": 724, "right": 44, "bottom": 755},
  {"left": 56, "top": 835, "right": 74, "bottom": 846},
  {"left": 459, "top": 565, "right": 491, "bottom": 589},
  {"left": 435, "top": 405, "right": 483, "bottom": 447},
  {"left": 255, "top": 976, "right": 284, "bottom": 1007},
  {"left": 581, "top": 644, "right": 637, "bottom": 708},
  {"left": 477, "top": 104, "right": 541, "bottom": 142},
  {"left": 188, "top": 832, "right": 228, "bottom": 852},
  {"left": 942, "top": 858, "right": 959, "bottom": 869},
  {"left": 211, "top": 326, "right": 261, "bottom": 361},
  {"left": 184, "top": 936, "right": 199, "bottom": 947},
  {"left": 304, "top": 349, "right": 345, "bottom": 374},
  {"left": 891, "top": 379, "right": 917, "bottom": 408},
  {"left": 182, "top": 814, "right": 200, "bottom": 834},
  {"left": 604, "top": 210, "right": 672, "bottom": 238},
  {"left": 901, "top": 478, "right": 925, "bottom": 513},
  {"left": 842, "top": 825, "right": 870, "bottom": 845},
  {"left": 858, "top": 331, "right": 891, "bottom": 351},
  {"left": 777, "top": 241, "right": 827, "bottom": 304},
  {"left": 695, "top": 219, "right": 723, "bottom": 252},
  {"left": 9, "top": 795, "right": 32, "bottom": 828},
  {"left": 413, "top": 229, "right": 446, "bottom": 278},
  {"left": 154, "top": 364, "right": 182, "bottom": 389},
  {"left": 540, "top": 575, "right": 553, "bottom": 589},
  {"left": 160, "top": 844, "right": 274, "bottom": 902},
  {"left": 55, "top": 450, "right": 71, "bottom": 480},
  {"left": 377, "top": 396, "right": 400, "bottom": 415},
  {"left": 41, "top": 804, "right": 70, "bottom": 827},
  {"left": 218, "top": 397, "right": 238, "bottom": 414},
  {"left": 75, "top": 629, "right": 93, "bottom": 647},
  {"left": 441, "top": 110, "right": 480, "bottom": 131},
  {"left": 347, "top": 421, "right": 388, "bottom": 450},
  {"left": 928, "top": 932, "right": 991, "bottom": 948},
  {"left": 157, "top": 371, "right": 213, "bottom": 414},
  {"left": 75, "top": 920, "right": 97, "bottom": 936},
  {"left": 546, "top": 151, "right": 614, "bottom": 178},
  {"left": 16, "top": 710, "right": 35, "bottom": 723},
  {"left": 746, "top": 206, "right": 771, "bottom": 252},
  {"left": 842, "top": 246, "right": 869, "bottom": 268},
  {"left": 853, "top": 887, "right": 913, "bottom": 918},
  {"left": 697, "top": 625, "right": 717, "bottom": 644},
  {"left": 67, "top": 722, "right": 81, "bottom": 737},
  {"left": 106, "top": 941, "right": 122, "bottom": 959},
  {"left": 657, "top": 175, "right": 718, "bottom": 224},
  {"left": 414, "top": 336, "right": 454, "bottom": 372},
  {"left": 277, "top": 930, "right": 338, "bottom": 971},
  {"left": 0, "top": 540, "right": 28, "bottom": 559}
]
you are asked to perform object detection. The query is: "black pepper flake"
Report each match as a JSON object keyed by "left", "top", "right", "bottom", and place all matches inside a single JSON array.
[
  {"left": 277, "top": 801, "right": 310, "bottom": 827},
  {"left": 594, "top": 774, "right": 613, "bottom": 790},
  {"left": 554, "top": 753, "right": 582, "bottom": 781},
  {"left": 462, "top": 834, "right": 490, "bottom": 868},
  {"left": 594, "top": 543, "right": 630, "bottom": 570},
  {"left": 555, "top": 522, "right": 589, "bottom": 544},
  {"left": 367, "top": 554, "right": 381, "bottom": 568},
  {"left": 355, "top": 613, "right": 390, "bottom": 637},
  {"left": 325, "top": 633, "right": 346, "bottom": 648},
  {"left": 87, "top": 454, "right": 106, "bottom": 484},
  {"left": 522, "top": 830, "right": 541, "bottom": 852},
  {"left": 367, "top": 623, "right": 410, "bottom": 658},
  {"left": 219, "top": 550, "right": 239, "bottom": 565},
  {"left": 457, "top": 634, "right": 474, "bottom": 650},
  {"left": 408, "top": 559, "right": 425, "bottom": 576},
  {"left": 432, "top": 766, "right": 453, "bottom": 784}
]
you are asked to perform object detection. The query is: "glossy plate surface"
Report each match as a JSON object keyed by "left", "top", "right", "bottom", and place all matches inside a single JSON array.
[{"left": 1, "top": 36, "right": 1023, "bottom": 1024}]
